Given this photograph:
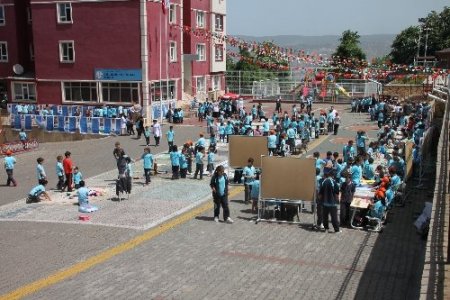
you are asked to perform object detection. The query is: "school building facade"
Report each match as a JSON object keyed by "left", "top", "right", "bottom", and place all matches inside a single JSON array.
[{"left": 0, "top": 0, "right": 226, "bottom": 114}]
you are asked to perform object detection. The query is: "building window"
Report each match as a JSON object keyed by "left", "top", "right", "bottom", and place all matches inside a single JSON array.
[
  {"left": 196, "top": 11, "right": 205, "bottom": 28},
  {"left": 13, "top": 82, "right": 36, "bottom": 101},
  {"left": 213, "top": 75, "right": 221, "bottom": 90},
  {"left": 196, "top": 77, "right": 206, "bottom": 93},
  {"left": 57, "top": 3, "right": 72, "bottom": 24},
  {"left": 63, "top": 82, "right": 98, "bottom": 102},
  {"left": 0, "top": 5, "right": 5, "bottom": 26},
  {"left": 59, "top": 41, "right": 75, "bottom": 63},
  {"left": 29, "top": 43, "right": 34, "bottom": 61},
  {"left": 215, "top": 14, "right": 223, "bottom": 32},
  {"left": 169, "top": 41, "right": 177, "bottom": 62},
  {"left": 196, "top": 44, "right": 206, "bottom": 61},
  {"left": 0, "top": 42, "right": 7, "bottom": 62},
  {"left": 215, "top": 44, "right": 223, "bottom": 62},
  {"left": 150, "top": 80, "right": 176, "bottom": 101},
  {"left": 102, "top": 82, "right": 139, "bottom": 103},
  {"left": 169, "top": 4, "right": 176, "bottom": 24}
]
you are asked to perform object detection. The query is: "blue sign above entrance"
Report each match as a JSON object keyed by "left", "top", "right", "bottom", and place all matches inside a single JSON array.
[{"left": 94, "top": 69, "right": 142, "bottom": 81}]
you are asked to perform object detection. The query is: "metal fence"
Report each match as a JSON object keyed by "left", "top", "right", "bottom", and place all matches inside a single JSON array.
[{"left": 225, "top": 70, "right": 382, "bottom": 102}]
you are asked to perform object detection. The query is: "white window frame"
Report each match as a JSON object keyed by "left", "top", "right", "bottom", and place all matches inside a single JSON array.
[
  {"left": 0, "top": 5, "right": 5, "bottom": 26},
  {"left": 196, "top": 11, "right": 205, "bottom": 28},
  {"left": 214, "top": 14, "right": 223, "bottom": 32},
  {"left": 215, "top": 44, "right": 224, "bottom": 62},
  {"left": 12, "top": 82, "right": 37, "bottom": 102},
  {"left": 169, "top": 41, "right": 177, "bottom": 62},
  {"left": 59, "top": 40, "right": 75, "bottom": 63},
  {"left": 0, "top": 42, "right": 8, "bottom": 62},
  {"left": 169, "top": 4, "right": 176, "bottom": 24},
  {"left": 196, "top": 43, "right": 206, "bottom": 61},
  {"left": 196, "top": 77, "right": 206, "bottom": 93},
  {"left": 213, "top": 75, "right": 221, "bottom": 91},
  {"left": 101, "top": 82, "right": 140, "bottom": 104},
  {"left": 57, "top": 2, "right": 72, "bottom": 24},
  {"left": 62, "top": 81, "right": 99, "bottom": 103}
]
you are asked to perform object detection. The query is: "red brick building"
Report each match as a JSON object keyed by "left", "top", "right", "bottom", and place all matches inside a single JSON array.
[{"left": 0, "top": 0, "right": 226, "bottom": 113}]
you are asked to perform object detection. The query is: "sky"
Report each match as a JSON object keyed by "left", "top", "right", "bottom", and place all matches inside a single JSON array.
[{"left": 227, "top": 0, "right": 449, "bottom": 36}]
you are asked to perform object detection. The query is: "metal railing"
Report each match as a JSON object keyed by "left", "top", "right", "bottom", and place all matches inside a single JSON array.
[{"left": 420, "top": 76, "right": 450, "bottom": 299}]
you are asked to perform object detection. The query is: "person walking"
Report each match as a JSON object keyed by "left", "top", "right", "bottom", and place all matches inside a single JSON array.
[
  {"left": 333, "top": 113, "right": 341, "bottom": 135},
  {"left": 4, "top": 150, "right": 17, "bottom": 187},
  {"left": 152, "top": 119, "right": 162, "bottom": 146},
  {"left": 210, "top": 165, "right": 233, "bottom": 223}
]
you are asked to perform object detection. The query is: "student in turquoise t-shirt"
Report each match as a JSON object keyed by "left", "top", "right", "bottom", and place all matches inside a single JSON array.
[
  {"left": 141, "top": 147, "right": 154, "bottom": 184},
  {"left": 170, "top": 145, "right": 181, "bottom": 180},
  {"left": 4, "top": 150, "right": 17, "bottom": 187},
  {"left": 27, "top": 179, "right": 51, "bottom": 203},
  {"left": 193, "top": 147, "right": 205, "bottom": 180},
  {"left": 207, "top": 146, "right": 215, "bottom": 176},
  {"left": 166, "top": 126, "right": 175, "bottom": 152},
  {"left": 73, "top": 166, "right": 83, "bottom": 189}
]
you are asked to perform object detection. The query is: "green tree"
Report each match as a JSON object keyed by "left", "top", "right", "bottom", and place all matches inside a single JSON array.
[
  {"left": 333, "top": 30, "right": 366, "bottom": 61},
  {"left": 390, "top": 6, "right": 450, "bottom": 64},
  {"left": 390, "top": 26, "right": 420, "bottom": 64}
]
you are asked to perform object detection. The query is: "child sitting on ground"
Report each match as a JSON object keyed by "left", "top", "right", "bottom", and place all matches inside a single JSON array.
[
  {"left": 78, "top": 180, "right": 98, "bottom": 213},
  {"left": 27, "top": 179, "right": 51, "bottom": 203}
]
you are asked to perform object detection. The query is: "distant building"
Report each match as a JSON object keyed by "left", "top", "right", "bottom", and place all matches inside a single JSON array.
[
  {"left": 435, "top": 48, "right": 450, "bottom": 69},
  {"left": 0, "top": 0, "right": 226, "bottom": 111}
]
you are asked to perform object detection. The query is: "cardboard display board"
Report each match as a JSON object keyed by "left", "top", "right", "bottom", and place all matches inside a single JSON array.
[
  {"left": 404, "top": 141, "right": 414, "bottom": 180},
  {"left": 228, "top": 135, "right": 268, "bottom": 168},
  {"left": 260, "top": 156, "right": 316, "bottom": 201}
]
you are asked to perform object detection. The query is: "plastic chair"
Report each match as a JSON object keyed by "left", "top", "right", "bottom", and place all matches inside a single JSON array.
[
  {"left": 79, "top": 117, "right": 88, "bottom": 134},
  {"left": 58, "top": 116, "right": 65, "bottom": 132},
  {"left": 103, "top": 118, "right": 111, "bottom": 134},
  {"left": 68, "top": 117, "right": 77, "bottom": 133},
  {"left": 91, "top": 118, "right": 100, "bottom": 134}
]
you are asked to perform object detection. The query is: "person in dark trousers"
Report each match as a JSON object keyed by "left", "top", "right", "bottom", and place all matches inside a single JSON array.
[
  {"left": 339, "top": 173, "right": 355, "bottom": 227},
  {"left": 319, "top": 165, "right": 341, "bottom": 233},
  {"left": 210, "top": 165, "right": 233, "bottom": 223}
]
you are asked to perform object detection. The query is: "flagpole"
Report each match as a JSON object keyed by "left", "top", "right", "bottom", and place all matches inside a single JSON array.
[
  {"left": 159, "top": 5, "right": 163, "bottom": 123},
  {"left": 165, "top": 4, "right": 169, "bottom": 123}
]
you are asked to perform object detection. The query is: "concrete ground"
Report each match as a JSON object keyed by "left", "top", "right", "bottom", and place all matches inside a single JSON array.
[{"left": 0, "top": 102, "right": 432, "bottom": 299}]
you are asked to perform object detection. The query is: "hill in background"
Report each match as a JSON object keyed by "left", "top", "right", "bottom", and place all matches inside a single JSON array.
[{"left": 233, "top": 34, "right": 396, "bottom": 60}]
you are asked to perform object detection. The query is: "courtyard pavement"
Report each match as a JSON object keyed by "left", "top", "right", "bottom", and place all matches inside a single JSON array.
[{"left": 0, "top": 102, "right": 432, "bottom": 300}]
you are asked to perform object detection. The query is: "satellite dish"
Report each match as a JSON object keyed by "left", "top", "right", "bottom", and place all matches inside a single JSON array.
[{"left": 13, "top": 64, "right": 24, "bottom": 75}]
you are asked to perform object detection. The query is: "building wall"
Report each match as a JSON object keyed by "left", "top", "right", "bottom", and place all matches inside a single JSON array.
[
  {"left": 36, "top": 81, "right": 62, "bottom": 105},
  {"left": 0, "top": 2, "right": 20, "bottom": 78},
  {"left": 31, "top": 0, "right": 141, "bottom": 80},
  {"left": 147, "top": 0, "right": 182, "bottom": 100}
]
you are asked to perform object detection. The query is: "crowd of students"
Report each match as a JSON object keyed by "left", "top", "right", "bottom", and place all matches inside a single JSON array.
[{"left": 310, "top": 96, "right": 431, "bottom": 232}]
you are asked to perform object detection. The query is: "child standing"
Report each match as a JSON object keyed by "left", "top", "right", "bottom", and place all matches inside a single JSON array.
[
  {"left": 193, "top": 147, "right": 205, "bottom": 180},
  {"left": 210, "top": 165, "right": 233, "bottom": 223},
  {"left": 19, "top": 128, "right": 28, "bottom": 150},
  {"left": 4, "top": 150, "right": 17, "bottom": 187},
  {"left": 170, "top": 145, "right": 181, "bottom": 180},
  {"left": 56, "top": 155, "right": 64, "bottom": 190},
  {"left": 340, "top": 173, "right": 356, "bottom": 227},
  {"left": 250, "top": 174, "right": 260, "bottom": 214},
  {"left": 144, "top": 126, "right": 151, "bottom": 146},
  {"left": 36, "top": 157, "right": 47, "bottom": 183},
  {"left": 141, "top": 147, "right": 153, "bottom": 184},
  {"left": 73, "top": 166, "right": 83, "bottom": 189},
  {"left": 207, "top": 146, "right": 215, "bottom": 176},
  {"left": 180, "top": 147, "right": 188, "bottom": 179},
  {"left": 166, "top": 126, "right": 175, "bottom": 152}
]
